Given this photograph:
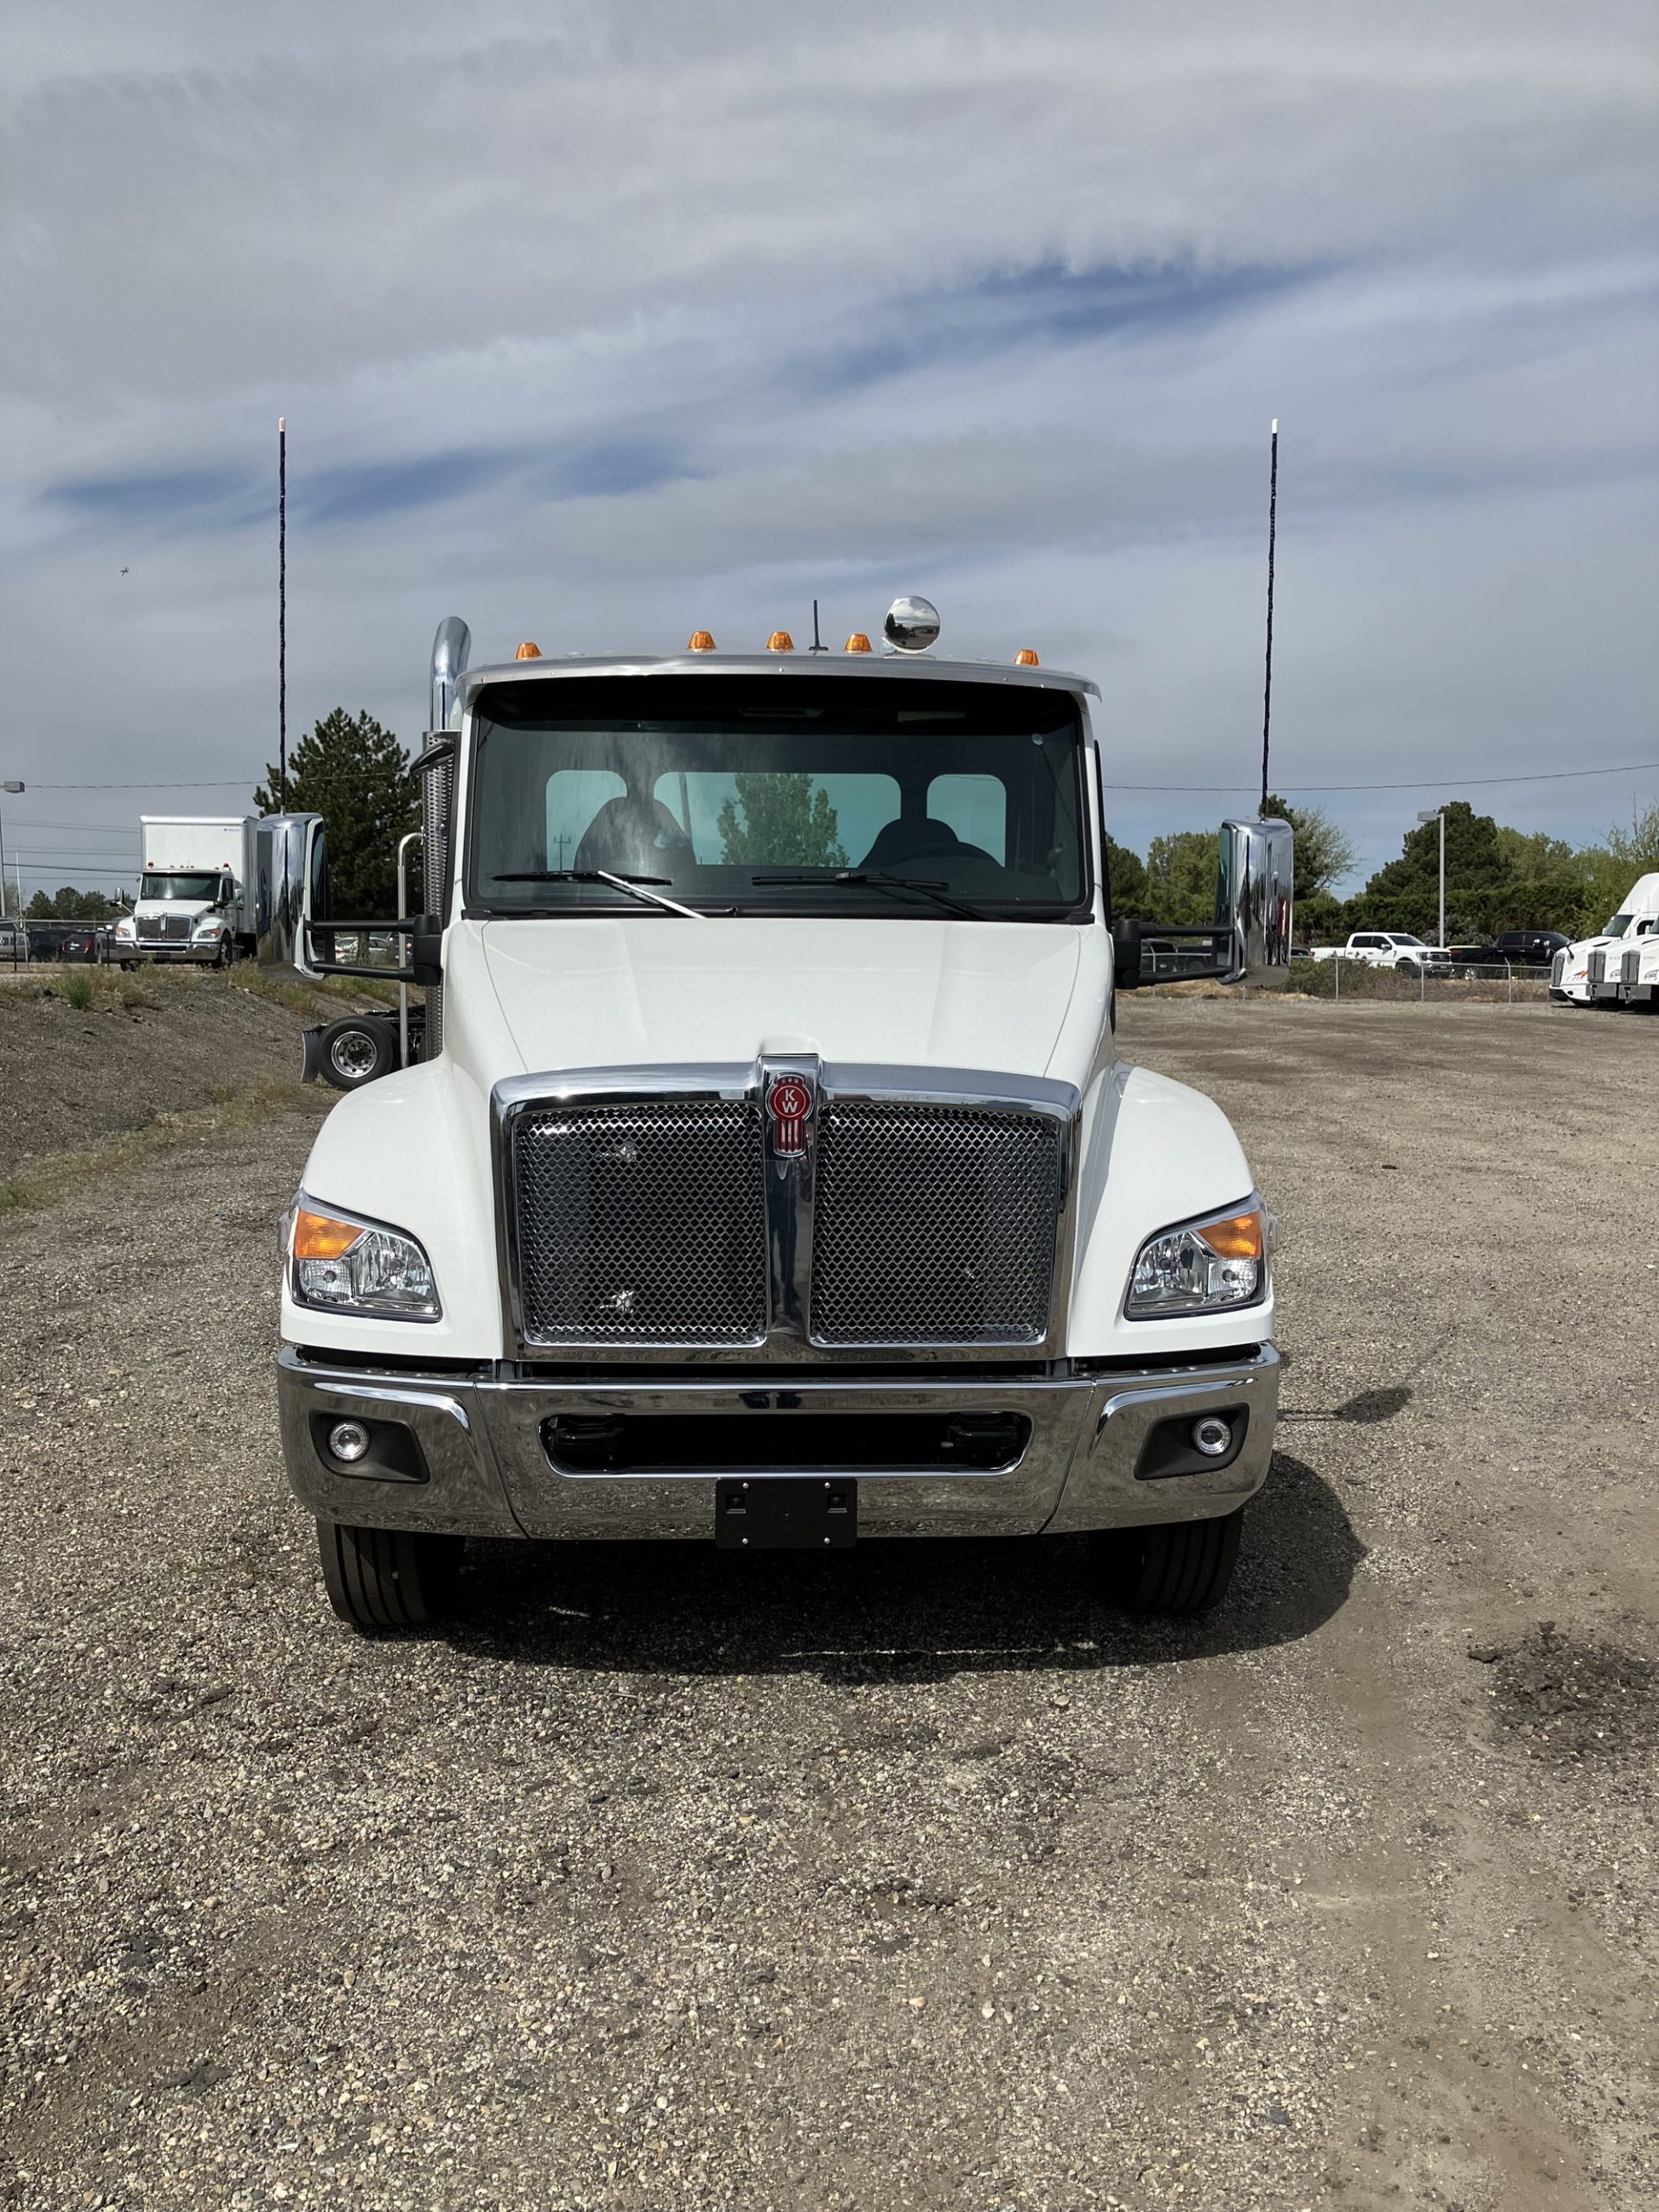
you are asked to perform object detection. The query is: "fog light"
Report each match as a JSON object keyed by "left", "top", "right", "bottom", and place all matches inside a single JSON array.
[
  {"left": 1192, "top": 1414, "right": 1232, "bottom": 1459},
  {"left": 327, "top": 1419, "right": 372, "bottom": 1465}
]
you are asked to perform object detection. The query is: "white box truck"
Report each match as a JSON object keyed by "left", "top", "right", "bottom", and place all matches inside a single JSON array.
[
  {"left": 115, "top": 816, "right": 256, "bottom": 966},
  {"left": 1551, "top": 873, "right": 1659, "bottom": 1007},
  {"left": 272, "top": 601, "right": 1294, "bottom": 1634}
]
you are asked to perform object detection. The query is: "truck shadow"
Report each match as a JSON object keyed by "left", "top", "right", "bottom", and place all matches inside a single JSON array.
[{"left": 442, "top": 1451, "right": 1364, "bottom": 1681}]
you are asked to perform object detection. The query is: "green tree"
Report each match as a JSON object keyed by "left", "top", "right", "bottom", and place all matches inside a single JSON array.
[
  {"left": 26, "top": 885, "right": 122, "bottom": 920},
  {"left": 1144, "top": 830, "right": 1222, "bottom": 924},
  {"left": 1103, "top": 833, "right": 1149, "bottom": 918},
  {"left": 1364, "top": 799, "right": 1511, "bottom": 899},
  {"left": 255, "top": 708, "right": 417, "bottom": 919},
  {"left": 716, "top": 774, "right": 846, "bottom": 868},
  {"left": 1606, "top": 801, "right": 1659, "bottom": 877},
  {"left": 1493, "top": 826, "right": 1577, "bottom": 879},
  {"left": 1263, "top": 794, "right": 1358, "bottom": 901}
]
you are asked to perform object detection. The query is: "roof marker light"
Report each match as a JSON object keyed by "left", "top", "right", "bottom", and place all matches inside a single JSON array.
[
  {"left": 687, "top": 630, "right": 717, "bottom": 652},
  {"left": 515, "top": 641, "right": 543, "bottom": 659},
  {"left": 766, "top": 630, "right": 795, "bottom": 652},
  {"left": 1014, "top": 648, "right": 1039, "bottom": 666},
  {"left": 844, "top": 632, "right": 873, "bottom": 653}
]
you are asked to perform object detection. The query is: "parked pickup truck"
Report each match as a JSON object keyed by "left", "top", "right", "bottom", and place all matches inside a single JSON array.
[
  {"left": 1309, "top": 931, "right": 1450, "bottom": 972},
  {"left": 1445, "top": 930, "right": 1571, "bottom": 976},
  {"left": 274, "top": 600, "right": 1294, "bottom": 1633}
]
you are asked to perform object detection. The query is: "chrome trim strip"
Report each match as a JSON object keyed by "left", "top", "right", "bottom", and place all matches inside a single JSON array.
[{"left": 304, "top": 1378, "right": 472, "bottom": 1432}]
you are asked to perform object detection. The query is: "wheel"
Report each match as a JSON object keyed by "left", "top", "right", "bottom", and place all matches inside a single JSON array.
[
  {"left": 316, "top": 1520, "right": 461, "bottom": 1631},
  {"left": 1091, "top": 1509, "right": 1243, "bottom": 1616},
  {"left": 215, "top": 935, "right": 232, "bottom": 968},
  {"left": 320, "top": 1015, "right": 395, "bottom": 1090}
]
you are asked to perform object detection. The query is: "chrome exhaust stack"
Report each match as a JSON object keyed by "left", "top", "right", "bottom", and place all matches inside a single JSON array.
[{"left": 421, "top": 618, "right": 471, "bottom": 1059}]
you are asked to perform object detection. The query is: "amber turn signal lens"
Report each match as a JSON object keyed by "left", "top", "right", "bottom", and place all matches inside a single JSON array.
[
  {"left": 1198, "top": 1211, "right": 1263, "bottom": 1262},
  {"left": 515, "top": 641, "right": 542, "bottom": 659},
  {"left": 687, "top": 630, "right": 716, "bottom": 652},
  {"left": 844, "top": 632, "right": 873, "bottom": 653},
  {"left": 1014, "top": 648, "right": 1040, "bottom": 666},
  {"left": 293, "top": 1208, "right": 364, "bottom": 1262},
  {"left": 766, "top": 630, "right": 794, "bottom": 652}
]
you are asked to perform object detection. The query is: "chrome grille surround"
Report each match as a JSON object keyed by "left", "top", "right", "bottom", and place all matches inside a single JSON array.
[
  {"left": 507, "top": 1094, "right": 765, "bottom": 1347},
  {"left": 1620, "top": 949, "right": 1641, "bottom": 985},
  {"left": 1587, "top": 949, "right": 1607, "bottom": 984},
  {"left": 810, "top": 1098, "right": 1061, "bottom": 1347},
  {"left": 493, "top": 1062, "right": 1078, "bottom": 1364},
  {"left": 139, "top": 914, "right": 193, "bottom": 943},
  {"left": 1550, "top": 949, "right": 1567, "bottom": 989}
]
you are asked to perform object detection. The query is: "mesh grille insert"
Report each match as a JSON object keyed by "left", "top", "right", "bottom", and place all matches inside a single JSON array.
[
  {"left": 512, "top": 1099, "right": 765, "bottom": 1344},
  {"left": 811, "top": 1100, "right": 1061, "bottom": 1346}
]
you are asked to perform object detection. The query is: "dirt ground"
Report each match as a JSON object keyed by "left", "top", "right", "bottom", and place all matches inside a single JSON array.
[{"left": 0, "top": 992, "right": 1655, "bottom": 2210}]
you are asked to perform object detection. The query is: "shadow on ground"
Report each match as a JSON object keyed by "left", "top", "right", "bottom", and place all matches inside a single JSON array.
[{"left": 436, "top": 1450, "right": 1365, "bottom": 1682}]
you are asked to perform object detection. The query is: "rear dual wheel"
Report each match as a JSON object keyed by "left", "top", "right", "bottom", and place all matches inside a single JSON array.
[
  {"left": 317, "top": 1520, "right": 461, "bottom": 1631},
  {"left": 1092, "top": 1508, "right": 1243, "bottom": 1615}
]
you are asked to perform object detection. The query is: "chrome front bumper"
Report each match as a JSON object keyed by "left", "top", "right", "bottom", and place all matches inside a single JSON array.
[{"left": 277, "top": 1345, "right": 1279, "bottom": 1541}]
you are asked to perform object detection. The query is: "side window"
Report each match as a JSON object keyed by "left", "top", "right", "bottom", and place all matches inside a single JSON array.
[
  {"left": 545, "top": 769, "right": 626, "bottom": 870},
  {"left": 926, "top": 774, "right": 1006, "bottom": 863}
]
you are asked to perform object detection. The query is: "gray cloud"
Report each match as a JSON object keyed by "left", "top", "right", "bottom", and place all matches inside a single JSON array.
[{"left": 2, "top": 0, "right": 1656, "bottom": 895}]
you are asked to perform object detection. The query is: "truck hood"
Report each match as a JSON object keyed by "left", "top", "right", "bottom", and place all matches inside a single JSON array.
[{"left": 471, "top": 917, "right": 1090, "bottom": 1082}]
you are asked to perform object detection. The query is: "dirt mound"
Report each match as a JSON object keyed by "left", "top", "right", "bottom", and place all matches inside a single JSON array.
[
  {"left": 0, "top": 967, "right": 374, "bottom": 1181},
  {"left": 1491, "top": 1623, "right": 1659, "bottom": 1768}
]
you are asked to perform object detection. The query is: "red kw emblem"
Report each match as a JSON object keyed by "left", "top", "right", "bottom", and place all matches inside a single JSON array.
[{"left": 766, "top": 1075, "right": 812, "bottom": 1160}]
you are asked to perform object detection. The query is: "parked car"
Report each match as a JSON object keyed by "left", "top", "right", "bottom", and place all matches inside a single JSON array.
[
  {"left": 1309, "top": 931, "right": 1451, "bottom": 973},
  {"left": 1445, "top": 929, "right": 1572, "bottom": 976},
  {"left": 27, "top": 921, "right": 110, "bottom": 963}
]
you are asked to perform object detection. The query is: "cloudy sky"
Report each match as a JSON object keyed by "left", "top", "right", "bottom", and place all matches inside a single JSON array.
[{"left": 3, "top": 0, "right": 1656, "bottom": 900}]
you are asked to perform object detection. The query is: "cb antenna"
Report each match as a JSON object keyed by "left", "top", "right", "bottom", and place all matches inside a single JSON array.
[
  {"left": 1259, "top": 416, "right": 1278, "bottom": 819},
  {"left": 808, "top": 597, "right": 827, "bottom": 653}
]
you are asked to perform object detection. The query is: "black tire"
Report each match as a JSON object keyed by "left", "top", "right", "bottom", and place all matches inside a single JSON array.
[
  {"left": 215, "top": 935, "right": 232, "bottom": 969},
  {"left": 319, "top": 1015, "right": 396, "bottom": 1090},
  {"left": 1092, "top": 1508, "right": 1243, "bottom": 1616},
  {"left": 316, "top": 1520, "right": 461, "bottom": 1631}
]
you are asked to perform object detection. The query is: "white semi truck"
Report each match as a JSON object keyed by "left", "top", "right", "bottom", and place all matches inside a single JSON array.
[
  {"left": 1551, "top": 873, "right": 1659, "bottom": 1007},
  {"left": 276, "top": 602, "right": 1293, "bottom": 1632}
]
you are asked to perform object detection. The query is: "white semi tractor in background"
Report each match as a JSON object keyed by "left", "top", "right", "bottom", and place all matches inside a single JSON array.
[
  {"left": 1551, "top": 873, "right": 1659, "bottom": 1008},
  {"left": 271, "top": 601, "right": 1295, "bottom": 1633}
]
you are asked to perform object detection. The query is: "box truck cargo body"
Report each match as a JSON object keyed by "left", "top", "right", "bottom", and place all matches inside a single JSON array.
[{"left": 115, "top": 816, "right": 257, "bottom": 965}]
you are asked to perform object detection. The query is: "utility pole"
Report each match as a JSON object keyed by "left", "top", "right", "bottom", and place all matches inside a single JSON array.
[
  {"left": 278, "top": 417, "right": 288, "bottom": 810},
  {"left": 0, "top": 780, "right": 21, "bottom": 919},
  {"left": 1259, "top": 417, "right": 1278, "bottom": 819},
  {"left": 1417, "top": 809, "right": 1446, "bottom": 949}
]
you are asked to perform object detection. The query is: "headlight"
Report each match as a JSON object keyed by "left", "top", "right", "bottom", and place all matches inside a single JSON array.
[
  {"left": 288, "top": 1198, "right": 441, "bottom": 1319},
  {"left": 115, "top": 920, "right": 136, "bottom": 938},
  {"left": 192, "top": 919, "right": 222, "bottom": 938},
  {"left": 1126, "top": 1200, "right": 1270, "bottom": 1319}
]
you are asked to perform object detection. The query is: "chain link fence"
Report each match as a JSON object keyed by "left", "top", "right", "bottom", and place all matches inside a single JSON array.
[{"left": 1287, "top": 957, "right": 1554, "bottom": 1004}]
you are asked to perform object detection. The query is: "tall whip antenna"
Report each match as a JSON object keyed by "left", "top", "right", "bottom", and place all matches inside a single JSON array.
[
  {"left": 278, "top": 417, "right": 288, "bottom": 810},
  {"left": 1259, "top": 417, "right": 1278, "bottom": 818}
]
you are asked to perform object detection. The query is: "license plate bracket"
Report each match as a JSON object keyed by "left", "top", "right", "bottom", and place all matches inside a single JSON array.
[{"left": 715, "top": 1477, "right": 858, "bottom": 1549}]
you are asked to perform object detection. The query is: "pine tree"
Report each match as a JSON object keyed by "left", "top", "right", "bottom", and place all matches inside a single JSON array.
[
  {"left": 254, "top": 709, "right": 419, "bottom": 918},
  {"left": 716, "top": 774, "right": 847, "bottom": 868}
]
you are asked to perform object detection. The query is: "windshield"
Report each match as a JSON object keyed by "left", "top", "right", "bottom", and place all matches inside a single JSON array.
[
  {"left": 1605, "top": 914, "right": 1631, "bottom": 938},
  {"left": 140, "top": 872, "right": 221, "bottom": 902},
  {"left": 467, "top": 675, "right": 1090, "bottom": 918}
]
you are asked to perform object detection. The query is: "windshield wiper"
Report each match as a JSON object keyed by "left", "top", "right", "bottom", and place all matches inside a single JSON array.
[
  {"left": 750, "top": 869, "right": 988, "bottom": 922},
  {"left": 491, "top": 870, "right": 712, "bottom": 919}
]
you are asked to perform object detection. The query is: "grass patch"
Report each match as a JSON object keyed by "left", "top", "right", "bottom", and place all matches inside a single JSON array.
[
  {"left": 0, "top": 1077, "right": 319, "bottom": 1221},
  {"left": 60, "top": 972, "right": 95, "bottom": 1011}
]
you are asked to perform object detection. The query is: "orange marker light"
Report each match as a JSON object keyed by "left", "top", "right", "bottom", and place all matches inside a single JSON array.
[
  {"left": 1014, "top": 648, "right": 1040, "bottom": 666},
  {"left": 515, "top": 641, "right": 543, "bottom": 660},
  {"left": 766, "top": 630, "right": 794, "bottom": 652},
  {"left": 844, "top": 632, "right": 873, "bottom": 653},
  {"left": 1198, "top": 1211, "right": 1264, "bottom": 1262},
  {"left": 293, "top": 1208, "right": 364, "bottom": 1261},
  {"left": 687, "top": 630, "right": 717, "bottom": 652}
]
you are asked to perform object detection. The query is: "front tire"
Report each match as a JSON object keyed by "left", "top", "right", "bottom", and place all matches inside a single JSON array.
[
  {"left": 316, "top": 1520, "right": 461, "bottom": 1631},
  {"left": 1092, "top": 1509, "right": 1243, "bottom": 1615},
  {"left": 319, "top": 1015, "right": 396, "bottom": 1090}
]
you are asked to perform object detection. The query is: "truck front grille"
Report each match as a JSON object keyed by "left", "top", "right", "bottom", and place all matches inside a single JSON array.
[
  {"left": 1587, "top": 950, "right": 1607, "bottom": 984},
  {"left": 1621, "top": 950, "right": 1641, "bottom": 985},
  {"left": 810, "top": 1100, "right": 1061, "bottom": 1347},
  {"left": 141, "top": 915, "right": 193, "bottom": 943},
  {"left": 1551, "top": 949, "right": 1567, "bottom": 989},
  {"left": 512, "top": 1099, "right": 766, "bottom": 1345}
]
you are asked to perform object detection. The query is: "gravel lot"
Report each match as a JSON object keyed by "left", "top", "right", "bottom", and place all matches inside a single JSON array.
[{"left": 2, "top": 992, "right": 1655, "bottom": 2210}]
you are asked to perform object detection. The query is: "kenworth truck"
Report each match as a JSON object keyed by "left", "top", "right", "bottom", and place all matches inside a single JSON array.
[
  {"left": 1552, "top": 874, "right": 1659, "bottom": 1007},
  {"left": 277, "top": 602, "right": 1292, "bottom": 1631}
]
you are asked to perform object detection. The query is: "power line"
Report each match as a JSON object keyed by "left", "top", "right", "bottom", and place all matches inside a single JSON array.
[
  {"left": 1105, "top": 759, "right": 1659, "bottom": 794},
  {"left": 21, "top": 779, "right": 254, "bottom": 791}
]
